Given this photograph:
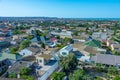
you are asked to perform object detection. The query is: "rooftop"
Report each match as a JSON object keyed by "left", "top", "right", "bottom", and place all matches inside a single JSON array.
[
  {"left": 0, "top": 53, "right": 22, "bottom": 61},
  {"left": 84, "top": 39, "right": 101, "bottom": 47},
  {"left": 91, "top": 53, "right": 120, "bottom": 66},
  {"left": 27, "top": 46, "right": 40, "bottom": 54},
  {"left": 84, "top": 46, "right": 98, "bottom": 54},
  {"left": 37, "top": 60, "right": 57, "bottom": 77},
  {"left": 7, "top": 61, "right": 30, "bottom": 74},
  {"left": 37, "top": 54, "right": 53, "bottom": 60}
]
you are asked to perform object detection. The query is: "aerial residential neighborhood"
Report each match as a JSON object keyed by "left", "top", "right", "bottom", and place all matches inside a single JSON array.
[
  {"left": 0, "top": 17, "right": 120, "bottom": 80},
  {"left": 0, "top": 0, "right": 120, "bottom": 80}
]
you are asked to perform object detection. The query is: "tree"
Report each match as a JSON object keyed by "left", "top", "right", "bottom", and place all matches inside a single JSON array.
[
  {"left": 13, "top": 30, "right": 20, "bottom": 35},
  {"left": 56, "top": 35, "right": 60, "bottom": 39},
  {"left": 73, "top": 31, "right": 78, "bottom": 36},
  {"left": 96, "top": 63, "right": 103, "bottom": 72},
  {"left": 60, "top": 53, "right": 78, "bottom": 73},
  {"left": 51, "top": 72, "right": 65, "bottom": 80},
  {"left": 20, "top": 68, "right": 32, "bottom": 75},
  {"left": 27, "top": 35, "right": 34, "bottom": 40},
  {"left": 8, "top": 73, "right": 17, "bottom": 78},
  {"left": 69, "top": 70, "right": 86, "bottom": 80},
  {"left": 113, "top": 75, "right": 120, "bottom": 80},
  {"left": 63, "top": 37, "right": 71, "bottom": 44},
  {"left": 21, "top": 75, "right": 34, "bottom": 80},
  {"left": 107, "top": 66, "right": 118, "bottom": 75},
  {"left": 96, "top": 76, "right": 103, "bottom": 80},
  {"left": 41, "top": 43, "right": 45, "bottom": 49},
  {"left": 19, "top": 39, "right": 30, "bottom": 50},
  {"left": 10, "top": 47, "right": 18, "bottom": 54},
  {"left": 35, "top": 30, "right": 42, "bottom": 36}
]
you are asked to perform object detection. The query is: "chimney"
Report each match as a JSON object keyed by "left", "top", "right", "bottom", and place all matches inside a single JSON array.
[{"left": 17, "top": 73, "right": 20, "bottom": 78}]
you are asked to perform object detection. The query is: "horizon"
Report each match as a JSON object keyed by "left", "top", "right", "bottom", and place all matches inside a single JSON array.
[
  {"left": 0, "top": 16, "right": 120, "bottom": 19},
  {"left": 0, "top": 0, "right": 120, "bottom": 18}
]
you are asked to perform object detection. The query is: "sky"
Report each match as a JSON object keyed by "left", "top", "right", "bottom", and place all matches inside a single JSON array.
[{"left": 0, "top": 0, "right": 120, "bottom": 18}]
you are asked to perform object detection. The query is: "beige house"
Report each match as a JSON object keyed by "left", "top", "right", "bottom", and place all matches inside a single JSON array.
[
  {"left": 12, "top": 34, "right": 29, "bottom": 40},
  {"left": 36, "top": 54, "right": 53, "bottom": 66}
]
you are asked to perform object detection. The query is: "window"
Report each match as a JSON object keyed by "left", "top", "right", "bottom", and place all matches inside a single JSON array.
[
  {"left": 39, "top": 59, "right": 42, "bottom": 63},
  {"left": 62, "top": 52, "right": 67, "bottom": 55}
]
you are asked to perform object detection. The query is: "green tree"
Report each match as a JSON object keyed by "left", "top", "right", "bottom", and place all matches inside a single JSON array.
[
  {"left": 35, "top": 30, "right": 42, "bottom": 36},
  {"left": 113, "top": 75, "right": 120, "bottom": 80},
  {"left": 96, "top": 76, "right": 103, "bottom": 80},
  {"left": 63, "top": 37, "right": 71, "bottom": 44},
  {"left": 27, "top": 35, "right": 34, "bottom": 40},
  {"left": 19, "top": 39, "right": 30, "bottom": 50},
  {"left": 41, "top": 43, "right": 45, "bottom": 49},
  {"left": 10, "top": 47, "right": 18, "bottom": 54},
  {"left": 20, "top": 68, "right": 32, "bottom": 75},
  {"left": 13, "top": 30, "right": 20, "bottom": 34},
  {"left": 60, "top": 53, "right": 78, "bottom": 73},
  {"left": 51, "top": 72, "right": 65, "bottom": 80},
  {"left": 69, "top": 70, "right": 86, "bottom": 80},
  {"left": 96, "top": 63, "right": 103, "bottom": 72},
  {"left": 56, "top": 35, "right": 60, "bottom": 39},
  {"left": 21, "top": 75, "right": 34, "bottom": 80},
  {"left": 73, "top": 31, "right": 78, "bottom": 36},
  {"left": 107, "top": 66, "right": 118, "bottom": 75},
  {"left": 8, "top": 73, "right": 17, "bottom": 78}
]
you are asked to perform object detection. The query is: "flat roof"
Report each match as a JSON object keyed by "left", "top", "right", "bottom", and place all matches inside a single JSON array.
[
  {"left": 91, "top": 53, "right": 120, "bottom": 65},
  {"left": 37, "top": 54, "right": 53, "bottom": 60},
  {"left": 7, "top": 61, "right": 30, "bottom": 74}
]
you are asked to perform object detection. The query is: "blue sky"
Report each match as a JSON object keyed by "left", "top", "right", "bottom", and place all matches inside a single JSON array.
[{"left": 0, "top": 0, "right": 120, "bottom": 18}]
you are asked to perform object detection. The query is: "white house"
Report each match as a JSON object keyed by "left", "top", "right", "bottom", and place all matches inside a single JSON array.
[
  {"left": 60, "top": 44, "right": 73, "bottom": 57},
  {"left": 35, "top": 54, "right": 59, "bottom": 80},
  {"left": 19, "top": 49, "right": 32, "bottom": 56},
  {"left": 19, "top": 47, "right": 40, "bottom": 56}
]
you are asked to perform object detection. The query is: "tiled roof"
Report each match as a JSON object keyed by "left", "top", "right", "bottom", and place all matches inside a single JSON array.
[
  {"left": 84, "top": 39, "right": 101, "bottom": 47},
  {"left": 27, "top": 46, "right": 40, "bottom": 54},
  {"left": 0, "top": 53, "right": 22, "bottom": 61},
  {"left": 91, "top": 53, "right": 120, "bottom": 65},
  {"left": 7, "top": 61, "right": 30, "bottom": 74},
  {"left": 37, "top": 54, "right": 52, "bottom": 60},
  {"left": 84, "top": 46, "right": 98, "bottom": 54}
]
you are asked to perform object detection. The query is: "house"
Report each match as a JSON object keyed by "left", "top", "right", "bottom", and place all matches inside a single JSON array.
[
  {"left": 2, "top": 61, "right": 32, "bottom": 79},
  {"left": 84, "top": 46, "right": 98, "bottom": 54},
  {"left": 84, "top": 39, "right": 101, "bottom": 48},
  {"left": 12, "top": 35, "right": 19, "bottom": 40},
  {"left": 90, "top": 53, "right": 120, "bottom": 68},
  {"left": 36, "top": 54, "right": 53, "bottom": 66},
  {"left": 0, "top": 52, "right": 22, "bottom": 61},
  {"left": 51, "top": 31, "right": 72, "bottom": 38},
  {"left": 31, "top": 36, "right": 46, "bottom": 44},
  {"left": 0, "top": 37, "right": 5, "bottom": 42},
  {"left": 12, "top": 34, "right": 29, "bottom": 40},
  {"left": 92, "top": 32, "right": 101, "bottom": 39},
  {"left": 60, "top": 44, "right": 73, "bottom": 57},
  {"left": 19, "top": 46, "right": 40, "bottom": 56},
  {"left": 0, "top": 59, "right": 11, "bottom": 74},
  {"left": 0, "top": 41, "right": 10, "bottom": 49},
  {"left": 50, "top": 38, "right": 57, "bottom": 43},
  {"left": 35, "top": 54, "right": 59, "bottom": 80},
  {"left": 110, "top": 44, "right": 120, "bottom": 52},
  {"left": 72, "top": 36, "right": 86, "bottom": 43},
  {"left": 92, "top": 32, "right": 107, "bottom": 40},
  {"left": 47, "top": 41, "right": 56, "bottom": 48}
]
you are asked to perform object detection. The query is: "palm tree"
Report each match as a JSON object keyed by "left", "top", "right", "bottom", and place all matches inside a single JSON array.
[{"left": 60, "top": 53, "right": 78, "bottom": 74}]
